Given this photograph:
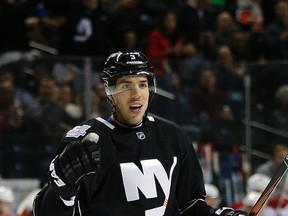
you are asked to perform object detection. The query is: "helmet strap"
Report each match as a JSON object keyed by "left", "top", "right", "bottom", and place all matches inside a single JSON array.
[{"left": 106, "top": 96, "right": 115, "bottom": 114}]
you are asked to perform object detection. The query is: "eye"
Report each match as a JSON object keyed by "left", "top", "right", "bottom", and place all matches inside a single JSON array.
[
  {"left": 139, "top": 82, "right": 148, "bottom": 89},
  {"left": 124, "top": 84, "right": 130, "bottom": 89},
  {"left": 117, "top": 83, "right": 132, "bottom": 91}
]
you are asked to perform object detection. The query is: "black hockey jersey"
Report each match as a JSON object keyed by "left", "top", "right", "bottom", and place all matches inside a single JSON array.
[{"left": 34, "top": 116, "right": 212, "bottom": 216}]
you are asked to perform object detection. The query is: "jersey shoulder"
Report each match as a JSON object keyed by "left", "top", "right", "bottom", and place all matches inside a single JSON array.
[
  {"left": 146, "top": 115, "right": 193, "bottom": 154},
  {"left": 65, "top": 117, "right": 114, "bottom": 139},
  {"left": 146, "top": 115, "right": 182, "bottom": 131}
]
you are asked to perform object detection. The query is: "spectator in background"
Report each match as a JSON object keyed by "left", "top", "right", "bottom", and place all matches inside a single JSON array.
[
  {"left": 263, "top": 194, "right": 288, "bottom": 216},
  {"left": 149, "top": 72, "right": 196, "bottom": 125},
  {"left": 90, "top": 82, "right": 111, "bottom": 118},
  {"left": 214, "top": 11, "right": 239, "bottom": 49},
  {"left": 0, "top": 70, "right": 35, "bottom": 112},
  {"left": 207, "top": 104, "right": 243, "bottom": 151},
  {"left": 17, "top": 188, "right": 41, "bottom": 216},
  {"left": 213, "top": 45, "right": 245, "bottom": 94},
  {"left": 255, "top": 142, "right": 288, "bottom": 178},
  {"left": 0, "top": 79, "right": 30, "bottom": 178},
  {"left": 265, "top": 0, "right": 288, "bottom": 60},
  {"left": 213, "top": 10, "right": 250, "bottom": 63},
  {"left": 246, "top": 16, "right": 269, "bottom": 63},
  {"left": 109, "top": 0, "right": 161, "bottom": 47},
  {"left": 232, "top": 173, "right": 270, "bottom": 214},
  {"left": 146, "top": 9, "right": 196, "bottom": 89},
  {"left": 179, "top": 0, "right": 218, "bottom": 49},
  {"left": 188, "top": 67, "right": 243, "bottom": 179},
  {"left": 0, "top": 80, "right": 24, "bottom": 136},
  {"left": 24, "top": 75, "right": 82, "bottom": 146},
  {"left": 0, "top": 185, "right": 14, "bottom": 216},
  {"left": 57, "top": 83, "right": 83, "bottom": 120},
  {"left": 249, "top": 148, "right": 288, "bottom": 216},
  {"left": 24, "top": 0, "right": 68, "bottom": 54},
  {"left": 225, "top": 0, "right": 263, "bottom": 30},
  {"left": 204, "top": 183, "right": 221, "bottom": 208},
  {"left": 255, "top": 142, "right": 288, "bottom": 197},
  {"left": 246, "top": 173, "right": 288, "bottom": 216},
  {"left": 269, "top": 85, "right": 288, "bottom": 132},
  {"left": 117, "top": 27, "right": 146, "bottom": 52},
  {"left": 140, "top": 0, "right": 184, "bottom": 22},
  {"left": 188, "top": 67, "right": 228, "bottom": 122},
  {"left": 58, "top": 0, "right": 113, "bottom": 56},
  {"left": 230, "top": 29, "right": 250, "bottom": 62},
  {"left": 275, "top": 85, "right": 288, "bottom": 122},
  {"left": 246, "top": 173, "right": 271, "bottom": 193},
  {"left": 233, "top": 185, "right": 286, "bottom": 216},
  {"left": 24, "top": 75, "right": 82, "bottom": 177},
  {"left": 242, "top": 191, "right": 263, "bottom": 216}
]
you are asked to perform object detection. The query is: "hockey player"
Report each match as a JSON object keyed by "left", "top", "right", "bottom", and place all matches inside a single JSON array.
[{"left": 33, "top": 50, "right": 249, "bottom": 216}]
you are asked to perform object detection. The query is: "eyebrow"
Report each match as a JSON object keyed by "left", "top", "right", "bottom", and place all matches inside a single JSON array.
[{"left": 117, "top": 78, "right": 148, "bottom": 84}]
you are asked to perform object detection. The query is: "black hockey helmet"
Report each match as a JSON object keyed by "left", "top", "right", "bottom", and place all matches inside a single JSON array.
[{"left": 101, "top": 50, "right": 156, "bottom": 95}]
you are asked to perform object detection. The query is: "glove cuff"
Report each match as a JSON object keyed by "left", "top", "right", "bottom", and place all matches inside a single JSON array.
[
  {"left": 48, "top": 157, "right": 78, "bottom": 200},
  {"left": 59, "top": 196, "right": 76, "bottom": 207},
  {"left": 210, "top": 207, "right": 234, "bottom": 216},
  {"left": 210, "top": 207, "right": 248, "bottom": 216}
]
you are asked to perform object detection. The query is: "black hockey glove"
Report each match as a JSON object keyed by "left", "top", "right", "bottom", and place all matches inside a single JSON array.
[
  {"left": 210, "top": 207, "right": 249, "bottom": 216},
  {"left": 48, "top": 133, "right": 101, "bottom": 200}
]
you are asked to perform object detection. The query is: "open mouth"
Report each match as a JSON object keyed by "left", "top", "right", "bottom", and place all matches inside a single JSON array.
[{"left": 130, "top": 104, "right": 142, "bottom": 112}]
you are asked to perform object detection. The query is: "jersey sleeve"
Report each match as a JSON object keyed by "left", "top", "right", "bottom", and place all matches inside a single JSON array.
[
  {"left": 176, "top": 129, "right": 212, "bottom": 216},
  {"left": 34, "top": 186, "right": 76, "bottom": 216}
]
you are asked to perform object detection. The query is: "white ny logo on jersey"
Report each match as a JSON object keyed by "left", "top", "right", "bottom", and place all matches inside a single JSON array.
[{"left": 120, "top": 157, "right": 177, "bottom": 216}]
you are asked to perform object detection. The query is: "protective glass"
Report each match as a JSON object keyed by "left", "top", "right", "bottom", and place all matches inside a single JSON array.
[{"left": 105, "top": 74, "right": 156, "bottom": 95}]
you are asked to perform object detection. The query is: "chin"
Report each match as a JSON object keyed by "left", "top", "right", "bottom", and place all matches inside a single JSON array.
[{"left": 130, "top": 116, "right": 144, "bottom": 125}]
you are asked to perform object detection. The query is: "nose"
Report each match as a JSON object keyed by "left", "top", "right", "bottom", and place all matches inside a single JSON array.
[{"left": 131, "top": 85, "right": 141, "bottom": 99}]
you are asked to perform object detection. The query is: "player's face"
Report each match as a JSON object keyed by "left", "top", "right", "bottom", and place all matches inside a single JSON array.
[{"left": 111, "top": 75, "right": 149, "bottom": 126}]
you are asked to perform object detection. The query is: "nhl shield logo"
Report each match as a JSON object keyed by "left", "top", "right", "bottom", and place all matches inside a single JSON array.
[{"left": 136, "top": 132, "right": 145, "bottom": 140}]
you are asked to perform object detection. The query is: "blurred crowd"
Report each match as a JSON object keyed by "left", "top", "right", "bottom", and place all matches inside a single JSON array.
[
  {"left": 1, "top": 0, "right": 288, "bottom": 61},
  {"left": 2, "top": 0, "right": 288, "bottom": 215}
]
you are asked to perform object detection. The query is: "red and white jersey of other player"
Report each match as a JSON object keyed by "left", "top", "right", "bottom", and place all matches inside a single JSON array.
[
  {"left": 262, "top": 195, "right": 288, "bottom": 216},
  {"left": 232, "top": 194, "right": 288, "bottom": 216}
]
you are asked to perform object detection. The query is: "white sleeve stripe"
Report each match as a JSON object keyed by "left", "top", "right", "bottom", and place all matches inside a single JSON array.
[
  {"left": 77, "top": 200, "right": 82, "bottom": 216},
  {"left": 96, "top": 117, "right": 115, "bottom": 129},
  {"left": 180, "top": 198, "right": 206, "bottom": 215},
  {"left": 59, "top": 196, "right": 76, "bottom": 206},
  {"left": 147, "top": 116, "right": 155, "bottom": 121},
  {"left": 72, "top": 207, "right": 75, "bottom": 216}
]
